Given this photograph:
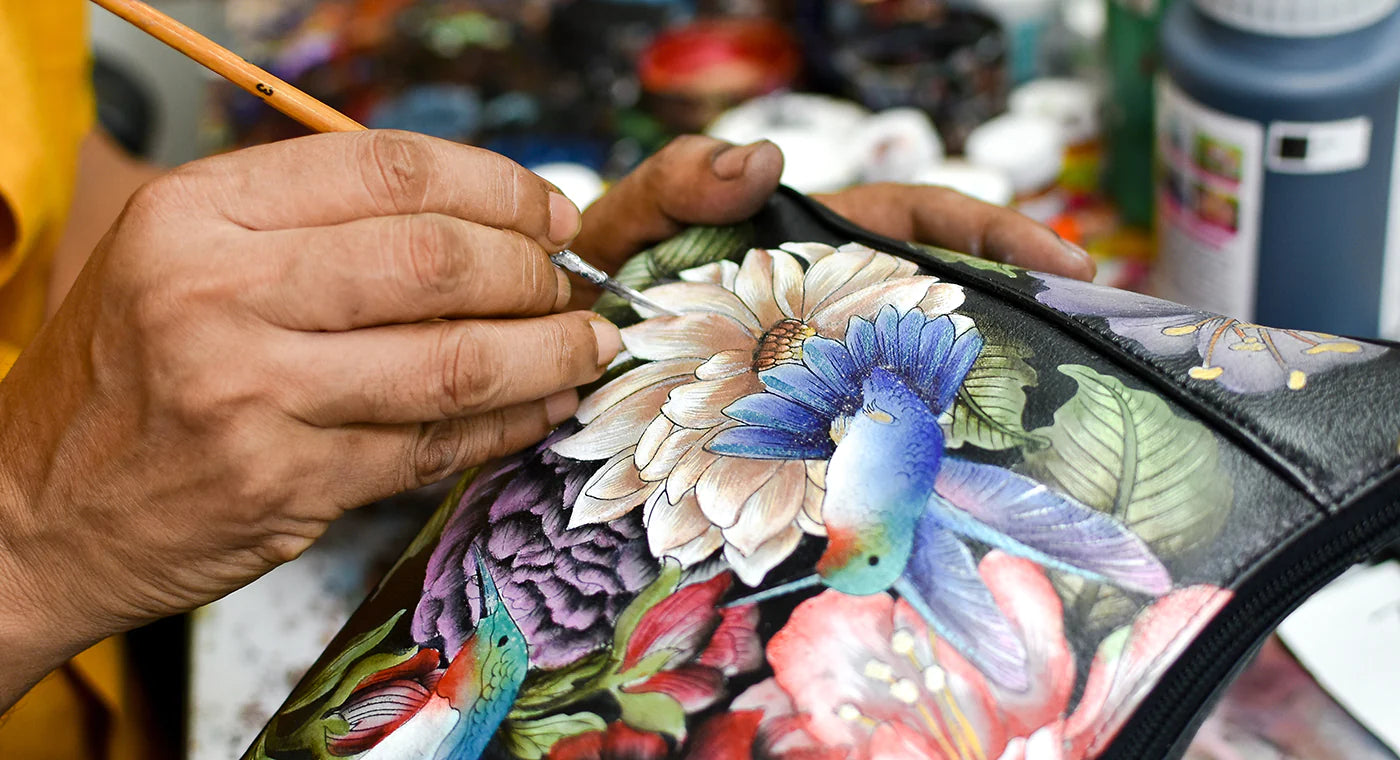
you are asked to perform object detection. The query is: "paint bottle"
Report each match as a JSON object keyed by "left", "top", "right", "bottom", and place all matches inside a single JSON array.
[
  {"left": 1103, "top": 0, "right": 1170, "bottom": 228},
  {"left": 1157, "top": 0, "right": 1400, "bottom": 339}
]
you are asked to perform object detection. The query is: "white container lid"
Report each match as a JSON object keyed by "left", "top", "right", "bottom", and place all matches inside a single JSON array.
[
  {"left": 853, "top": 108, "right": 946, "bottom": 184},
  {"left": 1009, "top": 78, "right": 1102, "bottom": 146},
  {"left": 531, "top": 163, "right": 606, "bottom": 210},
  {"left": 706, "top": 93, "right": 870, "bottom": 146},
  {"left": 1194, "top": 0, "right": 1400, "bottom": 36},
  {"left": 912, "top": 160, "right": 1016, "bottom": 206},
  {"left": 964, "top": 113, "right": 1066, "bottom": 194}
]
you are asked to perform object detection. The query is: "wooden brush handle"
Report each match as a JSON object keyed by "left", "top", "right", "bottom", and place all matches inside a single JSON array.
[{"left": 90, "top": 0, "right": 365, "bottom": 133}]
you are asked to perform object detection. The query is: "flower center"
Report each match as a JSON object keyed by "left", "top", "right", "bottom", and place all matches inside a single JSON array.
[{"left": 753, "top": 318, "right": 816, "bottom": 372}]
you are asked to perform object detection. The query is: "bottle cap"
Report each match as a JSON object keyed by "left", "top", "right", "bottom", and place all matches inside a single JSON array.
[
  {"left": 912, "top": 160, "right": 1016, "bottom": 206},
  {"left": 1194, "top": 0, "right": 1399, "bottom": 36},
  {"left": 964, "top": 113, "right": 1065, "bottom": 195},
  {"left": 1009, "top": 78, "right": 1101, "bottom": 146}
]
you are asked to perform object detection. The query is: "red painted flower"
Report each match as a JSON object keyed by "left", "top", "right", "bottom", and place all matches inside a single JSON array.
[
  {"left": 548, "top": 722, "right": 671, "bottom": 760},
  {"left": 617, "top": 571, "right": 763, "bottom": 713},
  {"left": 324, "top": 648, "right": 445, "bottom": 756},
  {"left": 733, "top": 551, "right": 1231, "bottom": 760}
]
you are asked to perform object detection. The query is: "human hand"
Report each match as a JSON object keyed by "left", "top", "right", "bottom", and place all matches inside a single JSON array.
[
  {"left": 0, "top": 131, "right": 621, "bottom": 703},
  {"left": 568, "top": 135, "right": 1093, "bottom": 306}
]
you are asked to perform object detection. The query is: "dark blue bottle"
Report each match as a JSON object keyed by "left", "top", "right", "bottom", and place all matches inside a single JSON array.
[{"left": 1157, "top": 0, "right": 1400, "bottom": 339}]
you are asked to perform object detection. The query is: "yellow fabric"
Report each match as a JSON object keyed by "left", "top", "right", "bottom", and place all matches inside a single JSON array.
[
  {"left": 0, "top": 2, "right": 155, "bottom": 759},
  {"left": 0, "top": 0, "right": 94, "bottom": 362}
]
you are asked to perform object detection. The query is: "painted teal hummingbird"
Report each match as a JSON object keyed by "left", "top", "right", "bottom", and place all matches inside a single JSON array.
[
  {"left": 328, "top": 551, "right": 529, "bottom": 759},
  {"left": 712, "top": 305, "right": 1173, "bottom": 691}
]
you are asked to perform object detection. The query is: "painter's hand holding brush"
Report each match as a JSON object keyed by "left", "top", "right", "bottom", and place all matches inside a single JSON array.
[{"left": 0, "top": 130, "right": 621, "bottom": 704}]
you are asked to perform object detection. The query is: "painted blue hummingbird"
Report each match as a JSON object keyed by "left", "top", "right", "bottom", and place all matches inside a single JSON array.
[
  {"left": 711, "top": 304, "right": 1173, "bottom": 691},
  {"left": 327, "top": 551, "right": 529, "bottom": 759}
]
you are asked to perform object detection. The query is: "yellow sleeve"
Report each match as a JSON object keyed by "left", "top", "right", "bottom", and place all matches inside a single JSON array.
[{"left": 0, "top": 0, "right": 95, "bottom": 374}]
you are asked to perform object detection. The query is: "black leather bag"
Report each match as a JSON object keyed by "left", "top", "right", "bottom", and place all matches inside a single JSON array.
[{"left": 243, "top": 188, "right": 1400, "bottom": 760}]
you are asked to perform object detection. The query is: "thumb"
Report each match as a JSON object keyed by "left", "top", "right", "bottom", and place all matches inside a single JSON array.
[{"left": 571, "top": 135, "right": 783, "bottom": 281}]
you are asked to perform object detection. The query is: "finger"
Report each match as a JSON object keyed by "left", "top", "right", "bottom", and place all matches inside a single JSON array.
[
  {"left": 570, "top": 135, "right": 783, "bottom": 292},
  {"left": 284, "top": 311, "right": 621, "bottom": 425},
  {"left": 253, "top": 214, "right": 570, "bottom": 330},
  {"left": 326, "top": 390, "right": 580, "bottom": 500},
  {"left": 157, "top": 130, "right": 581, "bottom": 249},
  {"left": 813, "top": 184, "right": 1096, "bottom": 281}
]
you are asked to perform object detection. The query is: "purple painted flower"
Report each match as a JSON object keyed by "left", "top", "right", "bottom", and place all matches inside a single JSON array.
[
  {"left": 412, "top": 426, "right": 659, "bottom": 669},
  {"left": 1033, "top": 273, "right": 1386, "bottom": 393}
]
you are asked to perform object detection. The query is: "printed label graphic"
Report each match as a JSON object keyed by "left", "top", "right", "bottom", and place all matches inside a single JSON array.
[
  {"left": 1267, "top": 117, "right": 1372, "bottom": 175},
  {"left": 1153, "top": 77, "right": 1266, "bottom": 320}
]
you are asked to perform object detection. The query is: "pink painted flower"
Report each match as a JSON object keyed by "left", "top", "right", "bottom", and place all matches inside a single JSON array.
[
  {"left": 551, "top": 243, "right": 964, "bottom": 585},
  {"left": 733, "top": 552, "right": 1231, "bottom": 760}
]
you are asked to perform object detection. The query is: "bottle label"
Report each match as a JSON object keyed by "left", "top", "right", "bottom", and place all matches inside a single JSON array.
[
  {"left": 1382, "top": 92, "right": 1400, "bottom": 340},
  {"left": 1266, "top": 117, "right": 1373, "bottom": 175},
  {"left": 1153, "top": 77, "right": 1266, "bottom": 320}
]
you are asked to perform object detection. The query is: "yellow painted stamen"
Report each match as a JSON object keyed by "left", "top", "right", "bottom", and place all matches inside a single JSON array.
[
  {"left": 1188, "top": 366, "right": 1224, "bottom": 380},
  {"left": 891, "top": 629, "right": 917, "bottom": 656},
  {"left": 924, "top": 665, "right": 947, "bottom": 692},
  {"left": 939, "top": 685, "right": 987, "bottom": 760},
  {"left": 916, "top": 703, "right": 966, "bottom": 760},
  {"left": 864, "top": 660, "right": 896, "bottom": 683},
  {"left": 890, "top": 678, "right": 920, "bottom": 704},
  {"left": 1288, "top": 370, "right": 1307, "bottom": 390},
  {"left": 1304, "top": 342, "right": 1361, "bottom": 354},
  {"left": 1161, "top": 317, "right": 1214, "bottom": 336}
]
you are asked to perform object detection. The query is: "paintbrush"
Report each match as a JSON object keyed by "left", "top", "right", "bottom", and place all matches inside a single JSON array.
[{"left": 89, "top": 0, "right": 678, "bottom": 318}]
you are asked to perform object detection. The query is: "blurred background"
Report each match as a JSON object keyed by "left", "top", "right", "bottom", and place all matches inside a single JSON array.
[{"left": 84, "top": 1, "right": 1400, "bottom": 759}]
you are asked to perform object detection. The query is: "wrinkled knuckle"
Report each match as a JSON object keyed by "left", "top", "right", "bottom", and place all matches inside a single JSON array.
[
  {"left": 362, "top": 130, "right": 435, "bottom": 212},
  {"left": 433, "top": 327, "right": 500, "bottom": 415},
  {"left": 403, "top": 215, "right": 463, "bottom": 296},
  {"left": 406, "top": 420, "right": 468, "bottom": 487},
  {"left": 511, "top": 236, "right": 554, "bottom": 312}
]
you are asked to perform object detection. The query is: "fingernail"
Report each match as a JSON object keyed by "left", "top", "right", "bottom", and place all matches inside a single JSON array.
[
  {"left": 712, "top": 140, "right": 771, "bottom": 180},
  {"left": 545, "top": 389, "right": 579, "bottom": 426},
  {"left": 548, "top": 192, "right": 581, "bottom": 247},
  {"left": 590, "top": 316, "right": 623, "bottom": 368},
  {"left": 1057, "top": 235, "right": 1096, "bottom": 277},
  {"left": 553, "top": 268, "right": 572, "bottom": 312}
]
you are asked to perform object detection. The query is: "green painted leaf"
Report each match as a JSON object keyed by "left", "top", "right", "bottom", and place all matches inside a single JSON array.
[
  {"left": 593, "top": 224, "right": 753, "bottom": 324},
  {"left": 511, "top": 650, "right": 612, "bottom": 716},
  {"left": 283, "top": 610, "right": 406, "bottom": 713},
  {"left": 913, "top": 243, "right": 1023, "bottom": 278},
  {"left": 1022, "top": 365, "right": 1233, "bottom": 629},
  {"left": 944, "top": 338, "right": 1045, "bottom": 451},
  {"left": 614, "top": 690, "right": 688, "bottom": 739},
  {"left": 501, "top": 712, "right": 609, "bottom": 760},
  {"left": 610, "top": 559, "right": 682, "bottom": 656}
]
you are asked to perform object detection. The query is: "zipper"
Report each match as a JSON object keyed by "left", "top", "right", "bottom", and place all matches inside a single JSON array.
[{"left": 1102, "top": 485, "right": 1400, "bottom": 760}]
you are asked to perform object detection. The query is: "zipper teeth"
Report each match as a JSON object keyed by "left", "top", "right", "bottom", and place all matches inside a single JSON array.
[{"left": 1106, "top": 494, "right": 1400, "bottom": 760}]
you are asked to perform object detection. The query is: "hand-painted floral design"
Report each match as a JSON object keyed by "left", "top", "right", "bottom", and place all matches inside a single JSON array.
[
  {"left": 714, "top": 304, "right": 1170, "bottom": 689},
  {"left": 248, "top": 228, "right": 1284, "bottom": 760},
  {"left": 323, "top": 649, "right": 445, "bottom": 755},
  {"left": 551, "top": 243, "right": 964, "bottom": 585},
  {"left": 730, "top": 552, "right": 1230, "bottom": 760},
  {"left": 612, "top": 570, "right": 763, "bottom": 714},
  {"left": 414, "top": 426, "right": 658, "bottom": 669},
  {"left": 1033, "top": 273, "right": 1386, "bottom": 393}
]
